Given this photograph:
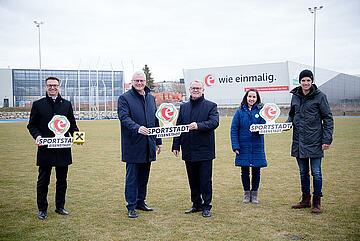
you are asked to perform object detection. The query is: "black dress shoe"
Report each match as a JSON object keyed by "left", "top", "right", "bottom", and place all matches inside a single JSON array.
[
  {"left": 38, "top": 210, "right": 48, "bottom": 220},
  {"left": 128, "top": 209, "right": 138, "bottom": 218},
  {"left": 185, "top": 207, "right": 202, "bottom": 214},
  {"left": 202, "top": 209, "right": 211, "bottom": 218},
  {"left": 55, "top": 208, "right": 69, "bottom": 215},
  {"left": 135, "top": 204, "right": 153, "bottom": 211}
]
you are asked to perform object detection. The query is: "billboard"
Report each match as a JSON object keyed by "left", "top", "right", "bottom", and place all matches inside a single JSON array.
[
  {"left": 183, "top": 62, "right": 292, "bottom": 106},
  {"left": 183, "top": 61, "right": 353, "bottom": 106}
]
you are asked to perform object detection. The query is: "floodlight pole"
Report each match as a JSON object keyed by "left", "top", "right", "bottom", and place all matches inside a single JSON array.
[
  {"left": 110, "top": 63, "right": 114, "bottom": 118},
  {"left": 308, "top": 6, "right": 323, "bottom": 80},
  {"left": 34, "top": 20, "right": 44, "bottom": 97}
]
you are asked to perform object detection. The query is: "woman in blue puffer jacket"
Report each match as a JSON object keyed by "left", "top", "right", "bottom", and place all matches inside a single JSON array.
[{"left": 230, "top": 88, "right": 267, "bottom": 204}]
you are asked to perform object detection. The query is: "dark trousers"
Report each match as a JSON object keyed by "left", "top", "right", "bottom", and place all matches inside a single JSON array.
[
  {"left": 125, "top": 163, "right": 151, "bottom": 211},
  {"left": 185, "top": 160, "right": 213, "bottom": 211},
  {"left": 37, "top": 165, "right": 68, "bottom": 211},
  {"left": 241, "top": 167, "right": 261, "bottom": 191}
]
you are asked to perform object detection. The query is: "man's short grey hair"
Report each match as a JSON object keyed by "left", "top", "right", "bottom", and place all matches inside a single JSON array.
[
  {"left": 132, "top": 71, "right": 146, "bottom": 80},
  {"left": 189, "top": 80, "right": 204, "bottom": 88}
]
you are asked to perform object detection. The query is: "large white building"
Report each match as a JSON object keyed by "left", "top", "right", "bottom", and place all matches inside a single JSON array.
[
  {"left": 183, "top": 61, "right": 360, "bottom": 106},
  {"left": 1, "top": 62, "right": 359, "bottom": 109},
  {"left": 0, "top": 68, "right": 123, "bottom": 110}
]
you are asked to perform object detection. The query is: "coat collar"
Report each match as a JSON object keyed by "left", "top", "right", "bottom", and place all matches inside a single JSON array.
[
  {"left": 241, "top": 103, "right": 261, "bottom": 112},
  {"left": 190, "top": 95, "right": 204, "bottom": 104},
  {"left": 45, "top": 93, "right": 63, "bottom": 103},
  {"left": 131, "top": 86, "right": 151, "bottom": 98},
  {"left": 290, "top": 84, "right": 320, "bottom": 98}
]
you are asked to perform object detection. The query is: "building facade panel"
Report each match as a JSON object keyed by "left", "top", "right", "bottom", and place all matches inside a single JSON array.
[
  {"left": 0, "top": 69, "right": 13, "bottom": 107},
  {"left": 5, "top": 68, "right": 123, "bottom": 109}
]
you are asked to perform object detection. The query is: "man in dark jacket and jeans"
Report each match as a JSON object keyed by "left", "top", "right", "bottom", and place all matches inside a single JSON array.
[
  {"left": 118, "top": 71, "right": 162, "bottom": 218},
  {"left": 172, "top": 80, "right": 219, "bottom": 218},
  {"left": 288, "top": 69, "right": 333, "bottom": 214},
  {"left": 27, "top": 76, "right": 79, "bottom": 220}
]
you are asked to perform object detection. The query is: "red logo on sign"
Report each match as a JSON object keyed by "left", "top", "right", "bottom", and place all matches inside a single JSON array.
[
  {"left": 259, "top": 103, "right": 280, "bottom": 123},
  {"left": 48, "top": 115, "right": 70, "bottom": 136},
  {"left": 161, "top": 107, "right": 174, "bottom": 121},
  {"left": 54, "top": 119, "right": 66, "bottom": 132},
  {"left": 156, "top": 103, "right": 178, "bottom": 126},
  {"left": 204, "top": 74, "right": 215, "bottom": 87}
]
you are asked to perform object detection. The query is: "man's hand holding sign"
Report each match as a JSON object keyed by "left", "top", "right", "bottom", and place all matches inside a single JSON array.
[
  {"left": 148, "top": 103, "right": 189, "bottom": 138},
  {"left": 36, "top": 115, "right": 85, "bottom": 148}
]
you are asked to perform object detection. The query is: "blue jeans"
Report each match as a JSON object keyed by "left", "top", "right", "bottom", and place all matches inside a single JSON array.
[
  {"left": 296, "top": 157, "right": 323, "bottom": 197},
  {"left": 241, "top": 167, "right": 261, "bottom": 191}
]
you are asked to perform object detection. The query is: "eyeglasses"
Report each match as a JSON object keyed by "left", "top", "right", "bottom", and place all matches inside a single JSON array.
[
  {"left": 46, "top": 84, "right": 59, "bottom": 88},
  {"left": 190, "top": 87, "right": 203, "bottom": 90},
  {"left": 132, "top": 79, "right": 146, "bottom": 83}
]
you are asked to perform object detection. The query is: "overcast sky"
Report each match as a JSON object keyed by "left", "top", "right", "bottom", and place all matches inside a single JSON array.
[{"left": 0, "top": 0, "right": 359, "bottom": 82}]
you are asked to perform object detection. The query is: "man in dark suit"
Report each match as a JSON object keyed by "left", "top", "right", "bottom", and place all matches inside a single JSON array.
[
  {"left": 118, "top": 71, "right": 162, "bottom": 218},
  {"left": 27, "top": 76, "right": 79, "bottom": 220},
  {"left": 172, "top": 80, "right": 219, "bottom": 218}
]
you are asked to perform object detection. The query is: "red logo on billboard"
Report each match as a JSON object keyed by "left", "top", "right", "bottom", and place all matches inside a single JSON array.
[
  {"left": 259, "top": 103, "right": 280, "bottom": 123},
  {"left": 204, "top": 74, "right": 215, "bottom": 87}
]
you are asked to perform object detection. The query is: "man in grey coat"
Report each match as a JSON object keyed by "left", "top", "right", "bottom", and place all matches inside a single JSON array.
[{"left": 287, "top": 69, "right": 333, "bottom": 214}]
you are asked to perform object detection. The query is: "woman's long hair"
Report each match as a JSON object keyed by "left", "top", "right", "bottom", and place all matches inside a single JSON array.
[{"left": 241, "top": 88, "right": 261, "bottom": 107}]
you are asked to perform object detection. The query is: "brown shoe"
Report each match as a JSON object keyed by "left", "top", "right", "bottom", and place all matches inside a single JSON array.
[
  {"left": 292, "top": 194, "right": 311, "bottom": 209},
  {"left": 311, "top": 196, "right": 322, "bottom": 214}
]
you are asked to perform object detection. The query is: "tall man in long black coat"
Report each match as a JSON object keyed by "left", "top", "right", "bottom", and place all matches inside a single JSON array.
[
  {"left": 172, "top": 80, "right": 219, "bottom": 218},
  {"left": 118, "top": 71, "right": 162, "bottom": 218},
  {"left": 288, "top": 69, "right": 333, "bottom": 214},
  {"left": 27, "top": 76, "right": 79, "bottom": 220}
]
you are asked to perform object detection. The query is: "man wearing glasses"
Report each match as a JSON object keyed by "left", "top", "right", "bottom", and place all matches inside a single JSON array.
[
  {"left": 27, "top": 76, "right": 79, "bottom": 220},
  {"left": 172, "top": 80, "right": 219, "bottom": 218},
  {"left": 118, "top": 71, "right": 162, "bottom": 218}
]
